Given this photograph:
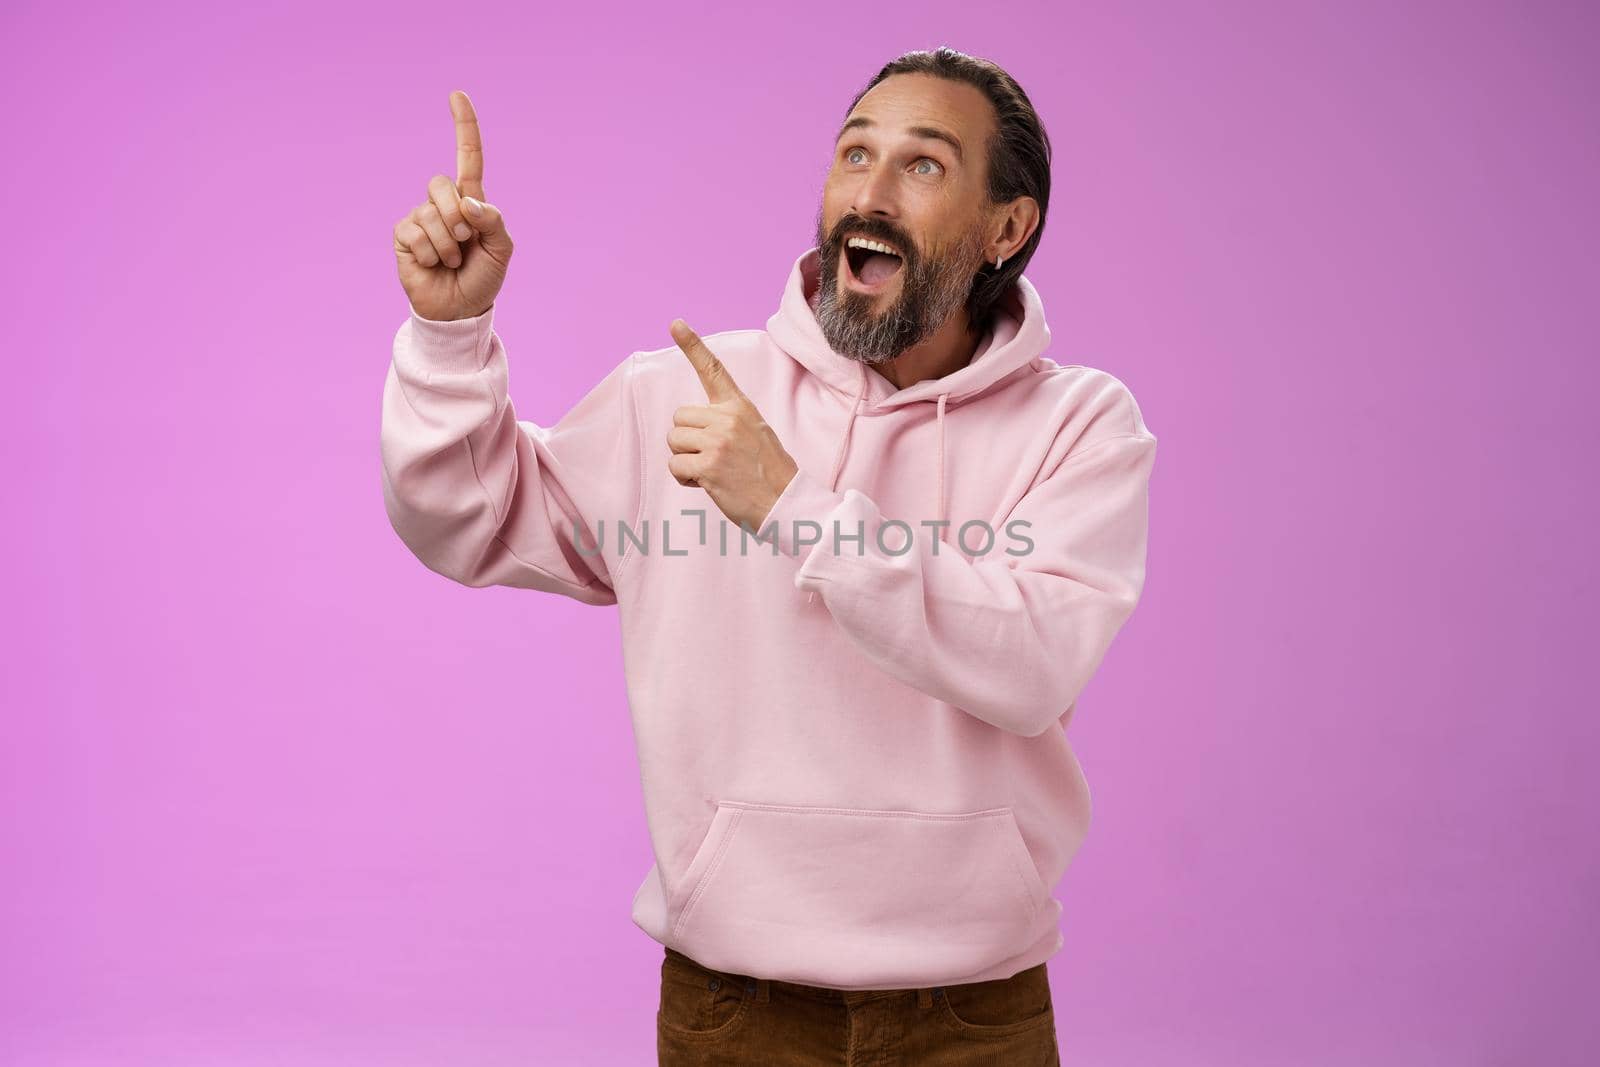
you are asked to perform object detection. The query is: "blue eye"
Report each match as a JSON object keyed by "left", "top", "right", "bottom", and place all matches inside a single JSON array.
[{"left": 841, "top": 147, "right": 942, "bottom": 177}]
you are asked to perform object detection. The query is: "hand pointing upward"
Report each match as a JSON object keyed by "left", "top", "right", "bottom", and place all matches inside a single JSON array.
[
  {"left": 392, "top": 90, "right": 514, "bottom": 321},
  {"left": 452, "top": 89, "right": 485, "bottom": 203},
  {"left": 667, "top": 319, "right": 799, "bottom": 532}
]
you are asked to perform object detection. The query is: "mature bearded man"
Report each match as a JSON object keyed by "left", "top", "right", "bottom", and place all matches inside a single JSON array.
[{"left": 383, "top": 47, "right": 1155, "bottom": 1066}]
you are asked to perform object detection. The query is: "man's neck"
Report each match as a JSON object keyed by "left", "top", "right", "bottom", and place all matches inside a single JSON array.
[{"left": 871, "top": 309, "right": 985, "bottom": 390}]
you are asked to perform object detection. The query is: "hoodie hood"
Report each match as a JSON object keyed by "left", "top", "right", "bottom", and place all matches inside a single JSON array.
[{"left": 765, "top": 246, "right": 1051, "bottom": 575}]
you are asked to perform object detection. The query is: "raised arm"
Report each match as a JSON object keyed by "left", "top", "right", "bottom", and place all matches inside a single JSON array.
[{"left": 380, "top": 91, "right": 643, "bottom": 604}]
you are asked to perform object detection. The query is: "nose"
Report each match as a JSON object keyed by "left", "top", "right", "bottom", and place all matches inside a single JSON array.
[{"left": 851, "top": 162, "right": 899, "bottom": 221}]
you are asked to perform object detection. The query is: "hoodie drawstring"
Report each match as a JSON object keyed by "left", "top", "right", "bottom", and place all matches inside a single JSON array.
[
  {"left": 826, "top": 361, "right": 869, "bottom": 495},
  {"left": 806, "top": 363, "right": 869, "bottom": 606},
  {"left": 934, "top": 392, "right": 949, "bottom": 546}
]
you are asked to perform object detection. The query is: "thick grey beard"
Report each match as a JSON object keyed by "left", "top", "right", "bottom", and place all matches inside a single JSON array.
[{"left": 812, "top": 211, "right": 987, "bottom": 366}]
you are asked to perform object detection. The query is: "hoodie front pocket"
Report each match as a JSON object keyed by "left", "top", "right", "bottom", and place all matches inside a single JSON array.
[{"left": 666, "top": 801, "right": 1049, "bottom": 989}]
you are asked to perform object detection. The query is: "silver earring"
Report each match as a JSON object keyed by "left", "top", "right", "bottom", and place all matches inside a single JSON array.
[{"left": 995, "top": 255, "right": 1004, "bottom": 270}]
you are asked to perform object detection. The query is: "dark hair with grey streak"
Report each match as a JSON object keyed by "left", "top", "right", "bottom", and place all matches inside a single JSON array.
[{"left": 843, "top": 47, "right": 1052, "bottom": 330}]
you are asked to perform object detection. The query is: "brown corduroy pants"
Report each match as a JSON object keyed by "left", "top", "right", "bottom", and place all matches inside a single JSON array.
[{"left": 656, "top": 946, "right": 1060, "bottom": 1066}]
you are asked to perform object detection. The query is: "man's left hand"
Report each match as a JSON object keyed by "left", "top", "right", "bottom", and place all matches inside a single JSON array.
[{"left": 668, "top": 318, "right": 799, "bottom": 532}]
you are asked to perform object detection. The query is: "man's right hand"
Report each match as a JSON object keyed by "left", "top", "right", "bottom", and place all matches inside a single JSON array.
[{"left": 393, "top": 90, "right": 514, "bottom": 321}]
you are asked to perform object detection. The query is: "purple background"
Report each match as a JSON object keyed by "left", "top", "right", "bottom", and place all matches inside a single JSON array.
[{"left": 4, "top": 0, "right": 1596, "bottom": 1063}]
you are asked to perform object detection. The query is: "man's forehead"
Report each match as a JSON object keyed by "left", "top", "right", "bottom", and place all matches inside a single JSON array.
[{"left": 838, "top": 76, "right": 995, "bottom": 157}]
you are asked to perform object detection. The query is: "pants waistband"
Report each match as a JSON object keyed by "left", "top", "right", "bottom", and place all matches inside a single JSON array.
[{"left": 663, "top": 947, "right": 1033, "bottom": 1008}]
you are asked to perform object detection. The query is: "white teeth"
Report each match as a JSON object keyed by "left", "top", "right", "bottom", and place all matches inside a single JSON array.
[{"left": 846, "top": 236, "right": 900, "bottom": 257}]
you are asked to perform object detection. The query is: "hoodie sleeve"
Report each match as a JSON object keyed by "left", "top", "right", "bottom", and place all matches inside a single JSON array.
[
  {"left": 760, "top": 430, "right": 1156, "bottom": 737},
  {"left": 379, "top": 306, "right": 642, "bottom": 605}
]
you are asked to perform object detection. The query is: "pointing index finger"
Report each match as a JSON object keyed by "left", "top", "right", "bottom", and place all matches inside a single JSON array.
[
  {"left": 671, "top": 319, "right": 742, "bottom": 404},
  {"left": 450, "top": 90, "right": 484, "bottom": 201}
]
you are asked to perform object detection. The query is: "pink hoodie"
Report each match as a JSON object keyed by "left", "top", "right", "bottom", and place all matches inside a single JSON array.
[{"left": 380, "top": 246, "right": 1157, "bottom": 990}]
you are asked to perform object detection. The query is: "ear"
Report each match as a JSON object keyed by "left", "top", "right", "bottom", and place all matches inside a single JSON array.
[{"left": 987, "top": 195, "right": 1041, "bottom": 264}]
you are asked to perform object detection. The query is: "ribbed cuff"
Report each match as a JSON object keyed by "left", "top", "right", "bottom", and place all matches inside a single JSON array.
[
  {"left": 759, "top": 466, "right": 848, "bottom": 562},
  {"left": 402, "top": 305, "right": 496, "bottom": 374}
]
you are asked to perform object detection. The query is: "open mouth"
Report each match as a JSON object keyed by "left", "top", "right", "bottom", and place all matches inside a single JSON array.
[{"left": 842, "top": 239, "right": 905, "bottom": 293}]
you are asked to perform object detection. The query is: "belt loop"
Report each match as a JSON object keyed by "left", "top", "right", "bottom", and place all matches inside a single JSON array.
[
  {"left": 917, "top": 986, "right": 933, "bottom": 1008},
  {"left": 748, "top": 976, "right": 769, "bottom": 1003}
]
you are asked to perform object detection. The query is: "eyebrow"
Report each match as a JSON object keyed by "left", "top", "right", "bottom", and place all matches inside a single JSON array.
[{"left": 835, "top": 115, "right": 964, "bottom": 163}]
